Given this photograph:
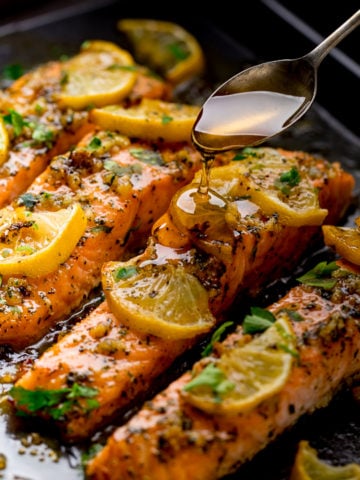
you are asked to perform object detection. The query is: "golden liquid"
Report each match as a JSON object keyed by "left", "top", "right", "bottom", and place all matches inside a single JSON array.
[
  {"left": 192, "top": 90, "right": 307, "bottom": 153},
  {"left": 176, "top": 90, "right": 307, "bottom": 228}
]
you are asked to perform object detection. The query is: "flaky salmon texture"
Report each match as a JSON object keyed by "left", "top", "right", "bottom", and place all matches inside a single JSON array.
[{"left": 9, "top": 144, "right": 356, "bottom": 468}]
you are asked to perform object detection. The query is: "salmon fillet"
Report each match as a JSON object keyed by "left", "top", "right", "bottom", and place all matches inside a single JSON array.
[
  {"left": 0, "top": 130, "right": 203, "bottom": 350},
  {"left": 11, "top": 148, "right": 355, "bottom": 441},
  {"left": 0, "top": 53, "right": 171, "bottom": 208},
  {"left": 85, "top": 263, "right": 360, "bottom": 480}
]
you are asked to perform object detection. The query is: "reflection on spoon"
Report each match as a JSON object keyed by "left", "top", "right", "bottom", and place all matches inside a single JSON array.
[{"left": 193, "top": 90, "right": 306, "bottom": 151}]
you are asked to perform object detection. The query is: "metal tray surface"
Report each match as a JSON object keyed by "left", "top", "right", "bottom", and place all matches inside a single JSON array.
[{"left": 0, "top": 1, "right": 359, "bottom": 479}]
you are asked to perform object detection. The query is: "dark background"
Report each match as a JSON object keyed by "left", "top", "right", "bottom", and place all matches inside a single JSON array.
[{"left": 0, "top": 2, "right": 359, "bottom": 479}]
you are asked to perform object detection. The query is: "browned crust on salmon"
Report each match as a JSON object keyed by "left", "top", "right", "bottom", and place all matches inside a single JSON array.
[
  {"left": 0, "top": 132, "right": 203, "bottom": 350},
  {"left": 86, "top": 269, "right": 360, "bottom": 480},
  {"left": 12, "top": 148, "right": 355, "bottom": 442}
]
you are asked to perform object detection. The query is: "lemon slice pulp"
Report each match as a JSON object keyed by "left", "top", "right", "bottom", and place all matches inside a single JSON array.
[
  {"left": 290, "top": 440, "right": 360, "bottom": 480},
  {"left": 0, "top": 117, "right": 9, "bottom": 166},
  {"left": 185, "top": 149, "right": 327, "bottom": 227},
  {"left": 322, "top": 223, "right": 360, "bottom": 266},
  {"left": 117, "top": 18, "right": 205, "bottom": 84},
  {"left": 102, "top": 259, "right": 216, "bottom": 339},
  {"left": 91, "top": 98, "right": 200, "bottom": 142},
  {"left": 56, "top": 40, "right": 137, "bottom": 110},
  {"left": 236, "top": 149, "right": 328, "bottom": 226},
  {"left": 182, "top": 314, "right": 296, "bottom": 415},
  {"left": 0, "top": 203, "right": 87, "bottom": 277}
]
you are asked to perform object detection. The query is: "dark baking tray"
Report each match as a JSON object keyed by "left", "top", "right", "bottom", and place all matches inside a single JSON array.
[{"left": 0, "top": 1, "right": 359, "bottom": 479}]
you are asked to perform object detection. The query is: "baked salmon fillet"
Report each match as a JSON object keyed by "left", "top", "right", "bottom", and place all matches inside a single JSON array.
[
  {"left": 85, "top": 261, "right": 360, "bottom": 480},
  {"left": 10, "top": 147, "right": 355, "bottom": 441},
  {"left": 0, "top": 129, "right": 204, "bottom": 350},
  {"left": 0, "top": 43, "right": 171, "bottom": 208}
]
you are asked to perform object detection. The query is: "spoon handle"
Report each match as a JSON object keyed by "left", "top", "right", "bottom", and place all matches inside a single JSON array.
[{"left": 305, "top": 9, "right": 360, "bottom": 67}]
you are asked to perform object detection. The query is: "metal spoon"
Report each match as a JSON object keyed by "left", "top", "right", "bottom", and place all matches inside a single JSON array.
[{"left": 192, "top": 9, "right": 360, "bottom": 154}]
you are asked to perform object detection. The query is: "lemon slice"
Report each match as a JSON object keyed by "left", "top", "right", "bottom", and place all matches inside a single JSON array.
[
  {"left": 117, "top": 18, "right": 205, "bottom": 84},
  {"left": 102, "top": 259, "right": 216, "bottom": 339},
  {"left": 0, "top": 117, "right": 9, "bottom": 166},
  {"left": 194, "top": 149, "right": 327, "bottom": 227},
  {"left": 0, "top": 203, "right": 87, "bottom": 277},
  {"left": 182, "top": 313, "right": 297, "bottom": 415},
  {"left": 56, "top": 40, "right": 137, "bottom": 110},
  {"left": 236, "top": 149, "right": 328, "bottom": 226},
  {"left": 290, "top": 440, "right": 360, "bottom": 480},
  {"left": 91, "top": 98, "right": 200, "bottom": 142},
  {"left": 322, "top": 224, "right": 360, "bottom": 266}
]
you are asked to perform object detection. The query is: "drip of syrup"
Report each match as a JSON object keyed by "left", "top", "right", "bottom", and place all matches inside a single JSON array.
[{"left": 174, "top": 90, "right": 306, "bottom": 229}]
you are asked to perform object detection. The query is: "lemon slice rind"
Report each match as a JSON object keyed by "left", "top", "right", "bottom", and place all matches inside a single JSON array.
[
  {"left": 117, "top": 18, "right": 205, "bottom": 84},
  {"left": 182, "top": 314, "right": 296, "bottom": 415},
  {"left": 56, "top": 40, "right": 137, "bottom": 110},
  {"left": 102, "top": 260, "right": 215, "bottom": 339},
  {"left": 322, "top": 224, "right": 360, "bottom": 266},
  {"left": 91, "top": 98, "right": 200, "bottom": 142},
  {"left": 0, "top": 117, "right": 9, "bottom": 166},
  {"left": 0, "top": 203, "right": 87, "bottom": 277},
  {"left": 290, "top": 440, "right": 360, "bottom": 480}
]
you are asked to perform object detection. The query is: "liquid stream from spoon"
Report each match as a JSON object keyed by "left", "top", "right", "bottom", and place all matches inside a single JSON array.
[{"left": 173, "top": 9, "right": 360, "bottom": 224}]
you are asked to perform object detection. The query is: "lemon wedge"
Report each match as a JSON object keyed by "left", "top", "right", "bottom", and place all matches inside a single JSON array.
[
  {"left": 56, "top": 40, "right": 137, "bottom": 110},
  {"left": 322, "top": 223, "right": 360, "bottom": 266},
  {"left": 0, "top": 117, "right": 9, "bottom": 166},
  {"left": 182, "top": 313, "right": 297, "bottom": 415},
  {"left": 0, "top": 203, "right": 87, "bottom": 277},
  {"left": 91, "top": 98, "right": 200, "bottom": 142},
  {"left": 290, "top": 440, "right": 360, "bottom": 480},
  {"left": 117, "top": 18, "right": 205, "bottom": 84},
  {"left": 102, "top": 259, "right": 216, "bottom": 339}
]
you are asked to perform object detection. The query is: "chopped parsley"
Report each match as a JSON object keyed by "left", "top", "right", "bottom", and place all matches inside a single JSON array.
[
  {"left": 243, "top": 306, "right": 276, "bottom": 334},
  {"left": 129, "top": 148, "right": 164, "bottom": 166},
  {"left": 297, "top": 260, "right": 339, "bottom": 290},
  {"left": 9, "top": 383, "right": 99, "bottom": 420},
  {"left": 183, "top": 363, "right": 234, "bottom": 402},
  {"left": 274, "top": 167, "right": 301, "bottom": 195},
  {"left": 201, "top": 321, "right": 233, "bottom": 357},
  {"left": 2, "top": 63, "right": 24, "bottom": 81},
  {"left": 114, "top": 265, "right": 137, "bottom": 281}
]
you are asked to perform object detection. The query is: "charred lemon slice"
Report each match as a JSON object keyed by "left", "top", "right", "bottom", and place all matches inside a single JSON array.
[
  {"left": 290, "top": 440, "right": 360, "bottom": 480},
  {"left": 91, "top": 98, "right": 200, "bottom": 142},
  {"left": 117, "top": 18, "right": 205, "bottom": 84},
  {"left": 102, "top": 259, "right": 215, "bottom": 339},
  {"left": 56, "top": 40, "right": 137, "bottom": 110},
  {"left": 0, "top": 117, "right": 9, "bottom": 166},
  {"left": 182, "top": 313, "right": 297, "bottom": 415},
  {"left": 0, "top": 203, "right": 87, "bottom": 277},
  {"left": 322, "top": 223, "right": 360, "bottom": 266}
]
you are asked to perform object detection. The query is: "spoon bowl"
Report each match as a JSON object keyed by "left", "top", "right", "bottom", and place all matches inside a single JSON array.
[{"left": 192, "top": 9, "right": 360, "bottom": 154}]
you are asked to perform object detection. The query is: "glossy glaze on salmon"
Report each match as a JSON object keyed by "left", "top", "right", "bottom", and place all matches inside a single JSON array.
[
  {"left": 86, "top": 264, "right": 360, "bottom": 480},
  {"left": 11, "top": 148, "right": 355, "bottom": 441},
  {"left": 0, "top": 130, "right": 203, "bottom": 350},
  {"left": 0, "top": 54, "right": 171, "bottom": 208}
]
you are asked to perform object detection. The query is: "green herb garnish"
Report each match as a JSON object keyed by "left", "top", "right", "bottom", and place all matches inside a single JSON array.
[
  {"left": 183, "top": 363, "right": 234, "bottom": 402},
  {"left": 202, "top": 321, "right": 234, "bottom": 357},
  {"left": 9, "top": 383, "right": 99, "bottom": 420},
  {"left": 129, "top": 148, "right": 164, "bottom": 166},
  {"left": 114, "top": 265, "right": 137, "bottom": 281},
  {"left": 297, "top": 260, "right": 339, "bottom": 290},
  {"left": 243, "top": 306, "right": 276, "bottom": 334},
  {"left": 274, "top": 167, "right": 301, "bottom": 195}
]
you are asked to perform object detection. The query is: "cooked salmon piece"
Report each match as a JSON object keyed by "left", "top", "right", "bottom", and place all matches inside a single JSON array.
[
  {"left": 0, "top": 130, "right": 203, "bottom": 350},
  {"left": 0, "top": 54, "right": 171, "bottom": 208},
  {"left": 85, "top": 263, "right": 360, "bottom": 480},
  {"left": 11, "top": 148, "right": 355, "bottom": 441}
]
